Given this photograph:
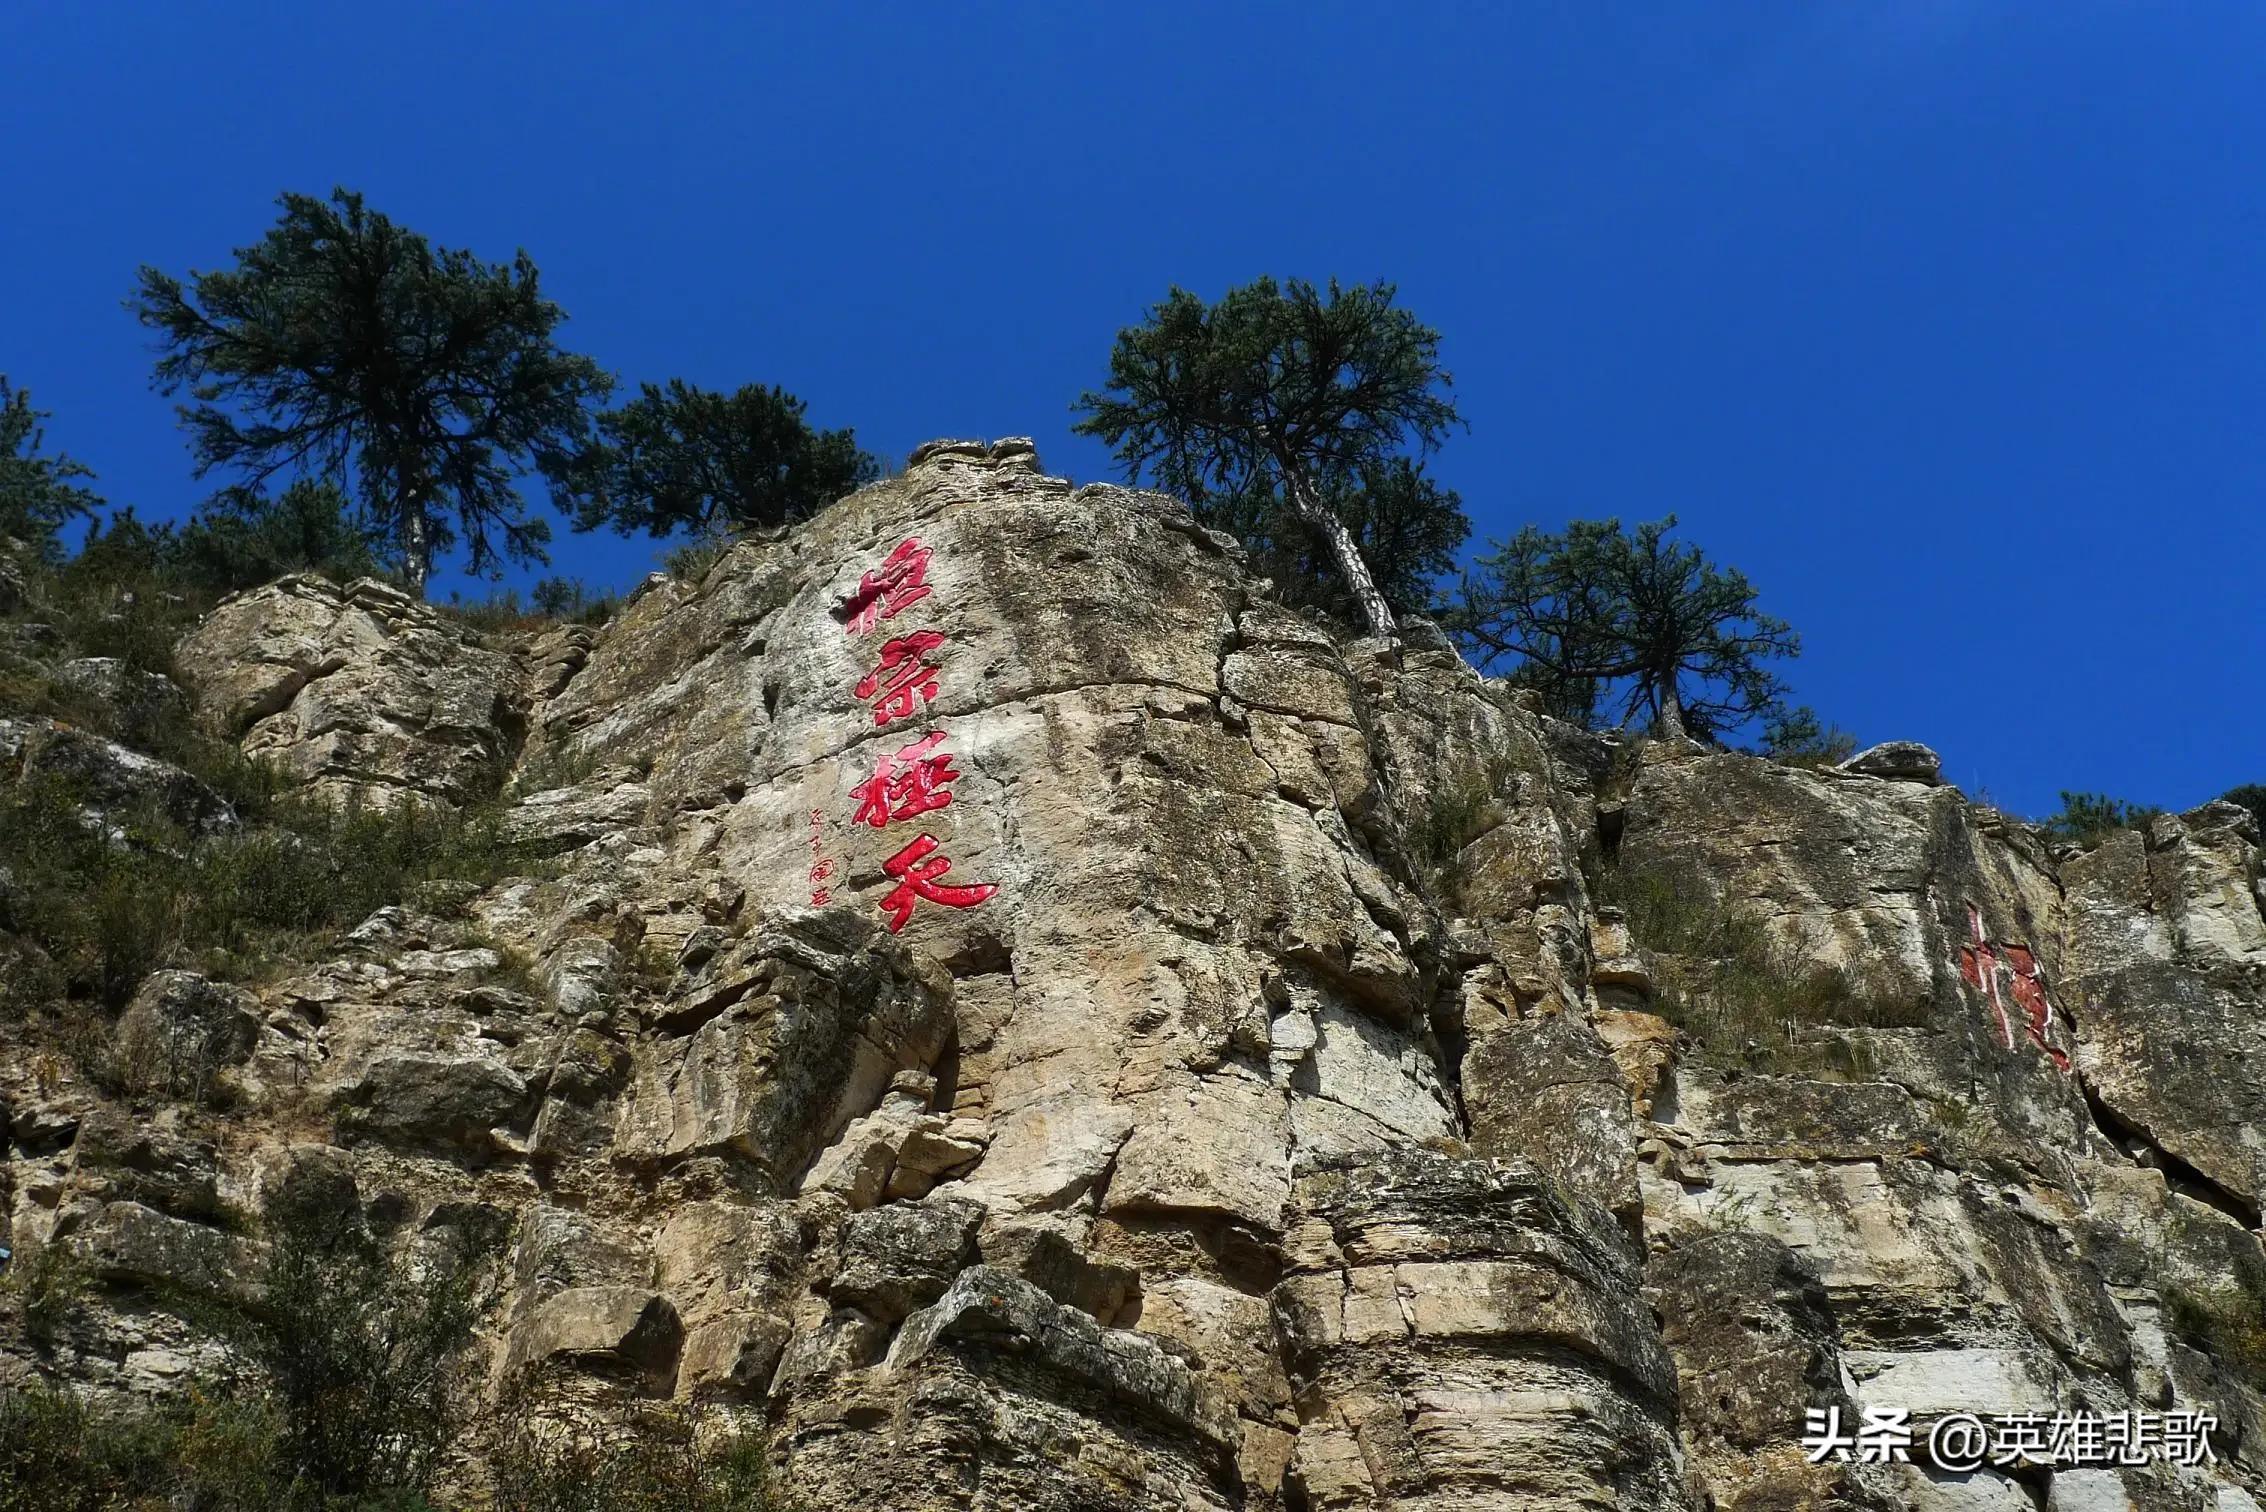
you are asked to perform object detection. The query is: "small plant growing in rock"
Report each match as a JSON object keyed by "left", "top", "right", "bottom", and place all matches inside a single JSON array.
[
  {"left": 9, "top": 1240, "right": 90, "bottom": 1354},
  {"left": 1757, "top": 705, "right": 1857, "bottom": 770},
  {"left": 486, "top": 1371, "right": 797, "bottom": 1512},
  {"left": 662, "top": 533, "right": 734, "bottom": 584},
  {"left": 2164, "top": 1249, "right": 2266, "bottom": 1393},
  {"left": 2040, "top": 790, "right": 2162, "bottom": 848},
  {"left": 1600, "top": 861, "right": 1928, "bottom": 1077}
]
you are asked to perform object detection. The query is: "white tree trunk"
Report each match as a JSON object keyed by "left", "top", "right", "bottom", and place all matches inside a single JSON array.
[
  {"left": 1283, "top": 470, "right": 1396, "bottom": 639},
  {"left": 1656, "top": 678, "right": 1687, "bottom": 741},
  {"left": 402, "top": 491, "right": 431, "bottom": 598}
]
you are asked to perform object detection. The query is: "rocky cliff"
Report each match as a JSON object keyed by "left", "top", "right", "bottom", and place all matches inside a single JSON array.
[{"left": 5, "top": 438, "right": 2265, "bottom": 1510}]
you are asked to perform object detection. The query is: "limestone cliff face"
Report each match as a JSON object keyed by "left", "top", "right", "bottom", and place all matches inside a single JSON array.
[{"left": 7, "top": 438, "right": 2266, "bottom": 1510}]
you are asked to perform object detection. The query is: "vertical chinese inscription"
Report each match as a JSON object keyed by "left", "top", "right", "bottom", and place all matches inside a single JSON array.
[
  {"left": 807, "top": 808, "right": 835, "bottom": 907},
  {"left": 1957, "top": 902, "right": 2070, "bottom": 1072},
  {"left": 836, "top": 534, "right": 999, "bottom": 933}
]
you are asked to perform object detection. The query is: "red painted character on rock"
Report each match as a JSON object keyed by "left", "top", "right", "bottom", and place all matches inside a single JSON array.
[
  {"left": 878, "top": 834, "right": 997, "bottom": 933},
  {"left": 1957, "top": 902, "right": 2071, "bottom": 1071},
  {"left": 851, "top": 730, "right": 961, "bottom": 828},
  {"left": 854, "top": 630, "right": 947, "bottom": 726},
  {"left": 841, "top": 537, "right": 933, "bottom": 636}
]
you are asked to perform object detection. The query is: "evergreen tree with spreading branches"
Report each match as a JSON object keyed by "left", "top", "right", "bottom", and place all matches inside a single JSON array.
[
  {"left": 131, "top": 188, "right": 611, "bottom": 594},
  {"left": 0, "top": 375, "right": 103, "bottom": 557},
  {"left": 1456, "top": 515, "right": 1799, "bottom": 741},
  {"left": 548, "top": 378, "right": 876, "bottom": 538},
  {"left": 1074, "top": 277, "right": 1467, "bottom": 636}
]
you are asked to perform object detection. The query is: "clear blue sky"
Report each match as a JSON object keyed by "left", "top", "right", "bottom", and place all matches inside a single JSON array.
[{"left": 7, "top": 4, "right": 2262, "bottom": 818}]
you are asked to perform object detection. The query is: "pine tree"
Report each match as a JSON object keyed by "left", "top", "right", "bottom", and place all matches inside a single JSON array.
[
  {"left": 1456, "top": 516, "right": 1799, "bottom": 741},
  {"left": 547, "top": 379, "right": 876, "bottom": 538},
  {"left": 131, "top": 189, "right": 611, "bottom": 594},
  {"left": 1074, "top": 277, "right": 1466, "bottom": 637},
  {"left": 0, "top": 376, "right": 103, "bottom": 557}
]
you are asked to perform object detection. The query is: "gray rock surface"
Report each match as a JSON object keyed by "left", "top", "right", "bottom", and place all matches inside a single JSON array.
[{"left": 1840, "top": 738, "right": 1946, "bottom": 784}]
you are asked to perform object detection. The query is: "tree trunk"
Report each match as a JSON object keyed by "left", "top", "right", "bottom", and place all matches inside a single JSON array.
[
  {"left": 401, "top": 489, "right": 431, "bottom": 598},
  {"left": 1283, "top": 468, "right": 1396, "bottom": 639},
  {"left": 1656, "top": 677, "right": 1687, "bottom": 741}
]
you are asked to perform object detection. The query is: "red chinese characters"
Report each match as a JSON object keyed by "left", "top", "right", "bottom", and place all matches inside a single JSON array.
[
  {"left": 840, "top": 536, "right": 933, "bottom": 635},
  {"left": 854, "top": 630, "right": 946, "bottom": 727},
  {"left": 851, "top": 730, "right": 960, "bottom": 829},
  {"left": 834, "top": 534, "right": 999, "bottom": 933},
  {"left": 1957, "top": 902, "right": 2070, "bottom": 1072},
  {"left": 877, "top": 834, "right": 998, "bottom": 933},
  {"left": 807, "top": 807, "right": 835, "bottom": 906}
]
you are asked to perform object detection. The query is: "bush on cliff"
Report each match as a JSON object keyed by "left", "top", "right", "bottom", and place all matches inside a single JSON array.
[
  {"left": 0, "top": 774, "right": 528, "bottom": 1025},
  {"left": 0, "top": 1189, "right": 501, "bottom": 1510},
  {"left": 486, "top": 1374, "right": 792, "bottom": 1512},
  {"left": 1598, "top": 861, "right": 1928, "bottom": 1075},
  {"left": 2039, "top": 790, "right": 2162, "bottom": 847}
]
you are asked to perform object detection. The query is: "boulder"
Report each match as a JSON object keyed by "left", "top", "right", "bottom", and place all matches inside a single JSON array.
[
  {"left": 52, "top": 657, "right": 191, "bottom": 735},
  {"left": 174, "top": 574, "right": 522, "bottom": 807},
  {"left": 1836, "top": 739, "right": 1944, "bottom": 785},
  {"left": 20, "top": 722, "right": 237, "bottom": 834},
  {"left": 112, "top": 971, "right": 261, "bottom": 1101},
  {"left": 502, "top": 1286, "right": 684, "bottom": 1393},
  {"left": 828, "top": 1193, "right": 983, "bottom": 1323},
  {"left": 334, "top": 1049, "right": 529, "bottom": 1155}
]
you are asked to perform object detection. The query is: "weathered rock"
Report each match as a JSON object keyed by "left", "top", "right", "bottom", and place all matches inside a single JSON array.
[
  {"left": 174, "top": 574, "right": 523, "bottom": 806},
  {"left": 619, "top": 913, "right": 954, "bottom": 1190},
  {"left": 1647, "top": 1230, "right": 1883, "bottom": 1507},
  {"left": 1839, "top": 739, "right": 1945, "bottom": 785},
  {"left": 62, "top": 1200, "right": 249, "bottom": 1300},
  {"left": 830, "top": 1193, "right": 983, "bottom": 1322},
  {"left": 777, "top": 1266, "right": 1241, "bottom": 1511},
  {"left": 0, "top": 539, "right": 25, "bottom": 614},
  {"left": 502, "top": 1286, "right": 684, "bottom": 1393},
  {"left": 112, "top": 970, "right": 259, "bottom": 1102},
  {"left": 1275, "top": 1150, "right": 1687, "bottom": 1509},
  {"left": 333, "top": 1048, "right": 529, "bottom": 1156},
  {"left": 20, "top": 720, "right": 237, "bottom": 834},
  {"left": 69, "top": 1108, "right": 224, "bottom": 1224},
  {"left": 52, "top": 657, "right": 191, "bottom": 732}
]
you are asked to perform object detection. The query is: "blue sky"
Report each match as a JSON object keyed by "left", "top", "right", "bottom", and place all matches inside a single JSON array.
[{"left": 6, "top": 3, "right": 2262, "bottom": 818}]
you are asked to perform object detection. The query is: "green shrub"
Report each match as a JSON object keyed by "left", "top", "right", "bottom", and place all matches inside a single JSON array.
[
  {"left": 9, "top": 1240, "right": 90, "bottom": 1353},
  {"left": 1411, "top": 752, "right": 1518, "bottom": 909},
  {"left": 487, "top": 1376, "right": 793, "bottom": 1512},
  {"left": 1757, "top": 705, "right": 1857, "bottom": 770},
  {"left": 0, "top": 776, "right": 530, "bottom": 1024},
  {"left": 1599, "top": 863, "right": 1929, "bottom": 1075},
  {"left": 167, "top": 480, "right": 389, "bottom": 597},
  {"left": 236, "top": 1189, "right": 504, "bottom": 1499},
  {"left": 528, "top": 577, "right": 617, "bottom": 626},
  {"left": 0, "top": 1386, "right": 296, "bottom": 1512},
  {"left": 1413, "top": 771, "right": 1503, "bottom": 874},
  {"left": 0, "top": 1193, "right": 499, "bottom": 1510},
  {"left": 2040, "top": 790, "right": 2161, "bottom": 848},
  {"left": 662, "top": 533, "right": 733, "bottom": 583}
]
